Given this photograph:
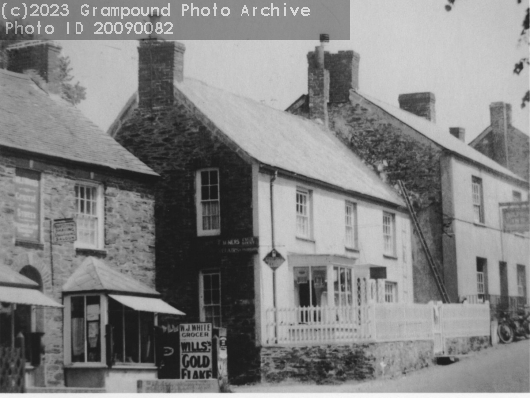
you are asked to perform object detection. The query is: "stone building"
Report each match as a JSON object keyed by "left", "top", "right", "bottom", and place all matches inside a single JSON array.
[
  {"left": 470, "top": 102, "right": 529, "bottom": 181},
  {"left": 0, "top": 41, "right": 182, "bottom": 392},
  {"left": 287, "top": 36, "right": 529, "bottom": 308},
  {"left": 110, "top": 38, "right": 414, "bottom": 383}
]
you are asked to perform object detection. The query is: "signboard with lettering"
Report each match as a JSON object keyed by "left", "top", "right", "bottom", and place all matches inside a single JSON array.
[
  {"left": 52, "top": 218, "right": 77, "bottom": 243},
  {"left": 179, "top": 323, "right": 213, "bottom": 380},
  {"left": 503, "top": 206, "right": 530, "bottom": 233},
  {"left": 158, "top": 321, "right": 180, "bottom": 379},
  {"left": 15, "top": 169, "right": 41, "bottom": 242},
  {"left": 218, "top": 236, "right": 259, "bottom": 254}
]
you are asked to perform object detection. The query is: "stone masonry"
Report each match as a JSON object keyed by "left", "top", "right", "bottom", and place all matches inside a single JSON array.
[{"left": 0, "top": 150, "right": 155, "bottom": 386}]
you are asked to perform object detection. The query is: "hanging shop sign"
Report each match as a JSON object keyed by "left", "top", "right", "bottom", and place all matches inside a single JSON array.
[
  {"left": 179, "top": 323, "right": 213, "bottom": 380},
  {"left": 218, "top": 236, "right": 259, "bottom": 254},
  {"left": 14, "top": 169, "right": 41, "bottom": 242},
  {"left": 52, "top": 218, "right": 77, "bottom": 243},
  {"left": 263, "top": 249, "right": 285, "bottom": 271},
  {"left": 502, "top": 203, "right": 529, "bottom": 233}
]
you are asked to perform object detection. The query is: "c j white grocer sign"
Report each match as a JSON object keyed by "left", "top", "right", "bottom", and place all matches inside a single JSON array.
[{"left": 179, "top": 323, "right": 213, "bottom": 380}]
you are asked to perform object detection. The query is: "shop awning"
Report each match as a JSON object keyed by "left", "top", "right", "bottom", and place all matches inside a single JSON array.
[
  {"left": 0, "top": 286, "right": 63, "bottom": 308},
  {"left": 109, "top": 294, "right": 185, "bottom": 316}
]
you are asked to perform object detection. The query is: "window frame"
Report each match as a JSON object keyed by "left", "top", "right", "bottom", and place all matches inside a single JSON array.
[
  {"left": 383, "top": 212, "right": 396, "bottom": 256},
  {"left": 345, "top": 201, "right": 358, "bottom": 249},
  {"left": 196, "top": 168, "right": 221, "bottom": 237},
  {"left": 74, "top": 182, "right": 104, "bottom": 250},
  {"left": 199, "top": 270, "right": 222, "bottom": 328},
  {"left": 471, "top": 176, "right": 484, "bottom": 224},
  {"left": 296, "top": 188, "right": 312, "bottom": 240},
  {"left": 476, "top": 257, "right": 488, "bottom": 298},
  {"left": 384, "top": 281, "right": 398, "bottom": 303}
]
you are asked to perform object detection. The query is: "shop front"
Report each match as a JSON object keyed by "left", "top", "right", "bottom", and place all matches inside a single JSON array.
[{"left": 61, "top": 257, "right": 184, "bottom": 393}]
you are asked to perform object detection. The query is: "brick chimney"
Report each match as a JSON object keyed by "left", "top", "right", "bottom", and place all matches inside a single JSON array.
[
  {"left": 138, "top": 39, "right": 185, "bottom": 110},
  {"left": 398, "top": 92, "right": 436, "bottom": 122},
  {"left": 489, "top": 102, "right": 511, "bottom": 167},
  {"left": 325, "top": 50, "right": 360, "bottom": 103},
  {"left": 307, "top": 34, "right": 330, "bottom": 126},
  {"left": 449, "top": 127, "right": 466, "bottom": 142},
  {"left": 6, "top": 41, "right": 61, "bottom": 93}
]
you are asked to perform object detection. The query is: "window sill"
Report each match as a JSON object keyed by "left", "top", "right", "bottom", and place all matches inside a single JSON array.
[
  {"left": 112, "top": 364, "right": 157, "bottom": 370},
  {"left": 473, "top": 222, "right": 487, "bottom": 228},
  {"left": 383, "top": 254, "right": 398, "bottom": 260},
  {"left": 64, "top": 363, "right": 107, "bottom": 369},
  {"left": 296, "top": 237, "right": 315, "bottom": 243},
  {"left": 75, "top": 247, "right": 107, "bottom": 258},
  {"left": 345, "top": 247, "right": 359, "bottom": 253},
  {"left": 197, "top": 230, "right": 221, "bottom": 237},
  {"left": 15, "top": 240, "right": 44, "bottom": 250}
]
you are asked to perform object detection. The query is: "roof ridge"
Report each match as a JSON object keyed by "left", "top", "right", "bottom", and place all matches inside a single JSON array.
[{"left": 0, "top": 68, "right": 32, "bottom": 80}]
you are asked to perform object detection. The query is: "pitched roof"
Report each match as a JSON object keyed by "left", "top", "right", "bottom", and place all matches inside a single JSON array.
[
  {"left": 62, "top": 257, "right": 159, "bottom": 296},
  {"left": 0, "top": 265, "right": 39, "bottom": 288},
  {"left": 0, "top": 69, "right": 157, "bottom": 176},
  {"left": 174, "top": 78, "right": 405, "bottom": 207},
  {"left": 355, "top": 91, "right": 527, "bottom": 184}
]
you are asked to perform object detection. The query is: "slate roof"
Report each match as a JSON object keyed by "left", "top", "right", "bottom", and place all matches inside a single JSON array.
[
  {"left": 354, "top": 91, "right": 527, "bottom": 183},
  {"left": 62, "top": 257, "right": 159, "bottom": 296},
  {"left": 174, "top": 78, "right": 405, "bottom": 207},
  {"left": 0, "top": 69, "right": 157, "bottom": 176},
  {"left": 0, "top": 265, "right": 39, "bottom": 288}
]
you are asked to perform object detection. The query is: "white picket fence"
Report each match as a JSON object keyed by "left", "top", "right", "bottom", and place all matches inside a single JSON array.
[{"left": 264, "top": 301, "right": 490, "bottom": 347}]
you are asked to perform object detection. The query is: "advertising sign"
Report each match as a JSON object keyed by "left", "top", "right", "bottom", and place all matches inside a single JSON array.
[
  {"left": 218, "top": 236, "right": 259, "bottom": 254},
  {"left": 179, "top": 323, "right": 213, "bottom": 380},
  {"left": 15, "top": 169, "right": 41, "bottom": 242},
  {"left": 503, "top": 204, "right": 529, "bottom": 233},
  {"left": 157, "top": 321, "right": 180, "bottom": 379},
  {"left": 52, "top": 218, "right": 77, "bottom": 243}
]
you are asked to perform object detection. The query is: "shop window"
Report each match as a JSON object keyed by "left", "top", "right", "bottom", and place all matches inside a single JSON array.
[
  {"left": 293, "top": 266, "right": 353, "bottom": 308},
  {"left": 517, "top": 265, "right": 527, "bottom": 298},
  {"left": 108, "top": 298, "right": 155, "bottom": 364},
  {"left": 0, "top": 303, "right": 31, "bottom": 353},
  {"left": 345, "top": 202, "right": 357, "bottom": 249},
  {"left": 75, "top": 183, "right": 103, "bottom": 249},
  {"left": 70, "top": 295, "right": 101, "bottom": 362},
  {"left": 383, "top": 212, "right": 396, "bottom": 256},
  {"left": 196, "top": 169, "right": 220, "bottom": 236},
  {"left": 200, "top": 271, "right": 221, "bottom": 327},
  {"left": 384, "top": 282, "right": 398, "bottom": 303},
  {"left": 472, "top": 177, "right": 484, "bottom": 223},
  {"left": 296, "top": 189, "right": 312, "bottom": 239}
]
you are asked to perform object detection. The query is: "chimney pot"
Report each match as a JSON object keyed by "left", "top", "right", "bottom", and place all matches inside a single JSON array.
[
  {"left": 449, "top": 127, "right": 466, "bottom": 142},
  {"left": 320, "top": 33, "right": 329, "bottom": 43},
  {"left": 398, "top": 92, "right": 436, "bottom": 122}
]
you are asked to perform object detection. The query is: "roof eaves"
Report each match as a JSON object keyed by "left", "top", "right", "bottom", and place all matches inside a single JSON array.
[{"left": 469, "top": 126, "right": 492, "bottom": 147}]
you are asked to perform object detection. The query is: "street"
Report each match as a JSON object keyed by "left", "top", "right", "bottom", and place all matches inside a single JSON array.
[{"left": 233, "top": 340, "right": 530, "bottom": 393}]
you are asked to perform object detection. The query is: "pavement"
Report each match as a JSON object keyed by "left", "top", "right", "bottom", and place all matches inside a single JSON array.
[{"left": 232, "top": 339, "right": 530, "bottom": 393}]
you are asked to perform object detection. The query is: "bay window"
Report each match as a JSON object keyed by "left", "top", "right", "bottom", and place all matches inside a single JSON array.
[{"left": 70, "top": 295, "right": 101, "bottom": 363}]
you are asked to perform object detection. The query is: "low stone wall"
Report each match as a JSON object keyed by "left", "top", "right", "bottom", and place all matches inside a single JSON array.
[
  {"left": 444, "top": 336, "right": 490, "bottom": 356},
  {"left": 261, "top": 340, "right": 434, "bottom": 384}
]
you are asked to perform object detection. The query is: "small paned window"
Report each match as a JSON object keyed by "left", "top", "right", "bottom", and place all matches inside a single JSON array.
[
  {"left": 383, "top": 212, "right": 396, "bottom": 256},
  {"left": 296, "top": 189, "right": 311, "bottom": 239},
  {"left": 200, "top": 271, "right": 221, "bottom": 327},
  {"left": 476, "top": 258, "right": 487, "bottom": 297},
  {"left": 384, "top": 282, "right": 398, "bottom": 303},
  {"left": 472, "top": 177, "right": 484, "bottom": 223},
  {"left": 345, "top": 202, "right": 357, "bottom": 249},
  {"left": 196, "top": 169, "right": 220, "bottom": 236},
  {"left": 75, "top": 183, "right": 103, "bottom": 248}
]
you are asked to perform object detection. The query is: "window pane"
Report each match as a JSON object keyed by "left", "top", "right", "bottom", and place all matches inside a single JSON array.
[
  {"left": 201, "top": 171, "right": 209, "bottom": 185},
  {"left": 124, "top": 307, "right": 139, "bottom": 363},
  {"left": 86, "top": 296, "right": 101, "bottom": 362},
  {"left": 140, "top": 312, "right": 154, "bottom": 363},
  {"left": 109, "top": 299, "right": 124, "bottom": 363},
  {"left": 71, "top": 296, "right": 85, "bottom": 362}
]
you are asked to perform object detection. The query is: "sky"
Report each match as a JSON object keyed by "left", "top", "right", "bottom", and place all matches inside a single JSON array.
[{"left": 59, "top": 0, "right": 529, "bottom": 141}]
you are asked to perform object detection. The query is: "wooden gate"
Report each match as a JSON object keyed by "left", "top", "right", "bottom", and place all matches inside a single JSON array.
[{"left": 0, "top": 347, "right": 25, "bottom": 393}]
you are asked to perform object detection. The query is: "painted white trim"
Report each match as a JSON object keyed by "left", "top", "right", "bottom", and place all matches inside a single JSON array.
[
  {"left": 196, "top": 168, "right": 221, "bottom": 236},
  {"left": 73, "top": 182, "right": 104, "bottom": 250}
]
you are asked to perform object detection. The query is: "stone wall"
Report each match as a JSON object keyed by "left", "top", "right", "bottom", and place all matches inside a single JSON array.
[
  {"left": 261, "top": 340, "right": 434, "bottom": 384},
  {"left": 0, "top": 151, "right": 155, "bottom": 386},
  {"left": 444, "top": 336, "right": 490, "bottom": 356},
  {"left": 115, "top": 91, "right": 259, "bottom": 384}
]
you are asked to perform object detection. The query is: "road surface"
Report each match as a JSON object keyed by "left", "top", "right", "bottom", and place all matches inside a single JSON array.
[{"left": 234, "top": 340, "right": 529, "bottom": 393}]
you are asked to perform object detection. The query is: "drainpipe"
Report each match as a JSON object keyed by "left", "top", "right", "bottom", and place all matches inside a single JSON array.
[{"left": 270, "top": 171, "right": 278, "bottom": 342}]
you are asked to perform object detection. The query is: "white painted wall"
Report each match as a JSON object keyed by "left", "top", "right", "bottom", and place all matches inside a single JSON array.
[
  {"left": 254, "top": 171, "right": 413, "bottom": 344},
  {"left": 449, "top": 156, "right": 529, "bottom": 298}
]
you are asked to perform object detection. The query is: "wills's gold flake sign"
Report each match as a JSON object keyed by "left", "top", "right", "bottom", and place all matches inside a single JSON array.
[
  {"left": 15, "top": 169, "right": 41, "bottom": 242},
  {"left": 179, "top": 323, "right": 213, "bottom": 380}
]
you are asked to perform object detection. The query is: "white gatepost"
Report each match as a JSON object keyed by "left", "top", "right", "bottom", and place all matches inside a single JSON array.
[{"left": 431, "top": 301, "right": 444, "bottom": 355}]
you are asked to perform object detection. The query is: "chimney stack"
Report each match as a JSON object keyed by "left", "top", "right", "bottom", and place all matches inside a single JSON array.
[
  {"left": 6, "top": 41, "right": 62, "bottom": 94},
  {"left": 398, "top": 92, "right": 436, "bottom": 122},
  {"left": 449, "top": 127, "right": 466, "bottom": 142},
  {"left": 138, "top": 39, "right": 185, "bottom": 110},
  {"left": 489, "top": 102, "right": 511, "bottom": 167},
  {"left": 307, "top": 34, "right": 330, "bottom": 126}
]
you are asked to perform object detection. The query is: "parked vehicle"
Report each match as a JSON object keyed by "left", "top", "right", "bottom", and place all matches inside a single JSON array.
[{"left": 497, "top": 310, "right": 530, "bottom": 344}]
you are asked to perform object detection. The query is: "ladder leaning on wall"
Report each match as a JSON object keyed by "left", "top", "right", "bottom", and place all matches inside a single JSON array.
[{"left": 397, "top": 180, "right": 451, "bottom": 304}]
